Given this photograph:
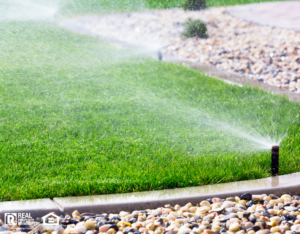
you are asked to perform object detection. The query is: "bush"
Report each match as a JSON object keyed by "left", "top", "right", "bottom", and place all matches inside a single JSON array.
[
  {"left": 183, "top": 0, "right": 206, "bottom": 11},
  {"left": 182, "top": 18, "right": 208, "bottom": 38}
]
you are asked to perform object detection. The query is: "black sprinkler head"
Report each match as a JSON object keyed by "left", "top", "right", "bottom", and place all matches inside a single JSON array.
[
  {"left": 271, "top": 145, "right": 279, "bottom": 176},
  {"left": 158, "top": 50, "right": 162, "bottom": 61}
]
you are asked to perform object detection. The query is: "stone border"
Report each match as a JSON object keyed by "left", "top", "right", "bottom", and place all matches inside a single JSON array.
[{"left": 1, "top": 172, "right": 300, "bottom": 217}]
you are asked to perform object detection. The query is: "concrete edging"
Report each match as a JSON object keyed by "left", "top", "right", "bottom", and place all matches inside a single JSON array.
[
  {"left": 1, "top": 172, "right": 300, "bottom": 217},
  {"left": 164, "top": 58, "right": 300, "bottom": 102}
]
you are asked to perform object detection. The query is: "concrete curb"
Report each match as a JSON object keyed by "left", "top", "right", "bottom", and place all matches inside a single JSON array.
[
  {"left": 1, "top": 173, "right": 300, "bottom": 217},
  {"left": 52, "top": 172, "right": 300, "bottom": 214},
  {"left": 164, "top": 58, "right": 300, "bottom": 102}
]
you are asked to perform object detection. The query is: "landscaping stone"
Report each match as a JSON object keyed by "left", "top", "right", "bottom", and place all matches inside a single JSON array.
[
  {"left": 241, "top": 193, "right": 252, "bottom": 201},
  {"left": 3, "top": 194, "right": 300, "bottom": 234},
  {"left": 61, "top": 4, "right": 300, "bottom": 94}
]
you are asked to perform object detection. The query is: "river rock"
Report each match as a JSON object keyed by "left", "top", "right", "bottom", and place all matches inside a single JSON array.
[
  {"left": 178, "top": 227, "right": 192, "bottom": 234},
  {"left": 220, "top": 214, "right": 238, "bottom": 222},
  {"left": 99, "top": 225, "right": 111, "bottom": 232},
  {"left": 241, "top": 193, "right": 252, "bottom": 201},
  {"left": 229, "top": 223, "right": 241, "bottom": 232}
]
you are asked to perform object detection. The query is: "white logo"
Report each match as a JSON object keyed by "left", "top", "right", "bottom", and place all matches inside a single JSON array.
[
  {"left": 4, "top": 213, "right": 33, "bottom": 225},
  {"left": 42, "top": 213, "right": 60, "bottom": 225},
  {"left": 5, "top": 213, "right": 17, "bottom": 224}
]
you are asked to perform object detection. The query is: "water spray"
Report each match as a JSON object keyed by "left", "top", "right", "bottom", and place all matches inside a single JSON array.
[{"left": 271, "top": 145, "right": 279, "bottom": 176}]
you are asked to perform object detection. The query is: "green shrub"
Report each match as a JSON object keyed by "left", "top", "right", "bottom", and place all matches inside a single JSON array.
[
  {"left": 182, "top": 18, "right": 208, "bottom": 38},
  {"left": 183, "top": 0, "right": 206, "bottom": 11}
]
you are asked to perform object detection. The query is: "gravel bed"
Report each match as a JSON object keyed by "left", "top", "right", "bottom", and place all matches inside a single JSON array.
[
  {"left": 3, "top": 193, "right": 300, "bottom": 234},
  {"left": 61, "top": 8, "right": 300, "bottom": 93}
]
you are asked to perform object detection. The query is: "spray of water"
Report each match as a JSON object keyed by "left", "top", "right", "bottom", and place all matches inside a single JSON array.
[
  {"left": 0, "top": 0, "right": 293, "bottom": 154},
  {"left": 163, "top": 101, "right": 285, "bottom": 151},
  {"left": 116, "top": 82, "right": 290, "bottom": 154},
  {"left": 0, "top": 0, "right": 58, "bottom": 21}
]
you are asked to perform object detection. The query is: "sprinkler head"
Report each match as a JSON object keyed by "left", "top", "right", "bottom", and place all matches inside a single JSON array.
[
  {"left": 158, "top": 50, "right": 163, "bottom": 61},
  {"left": 271, "top": 145, "right": 279, "bottom": 176}
]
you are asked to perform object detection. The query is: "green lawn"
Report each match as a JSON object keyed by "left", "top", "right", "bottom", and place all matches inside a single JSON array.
[
  {"left": 0, "top": 0, "right": 299, "bottom": 201},
  {"left": 60, "top": 0, "right": 289, "bottom": 15}
]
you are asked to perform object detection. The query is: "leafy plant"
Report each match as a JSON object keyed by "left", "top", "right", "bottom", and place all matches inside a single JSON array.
[
  {"left": 182, "top": 18, "right": 208, "bottom": 38},
  {"left": 183, "top": 0, "right": 206, "bottom": 11}
]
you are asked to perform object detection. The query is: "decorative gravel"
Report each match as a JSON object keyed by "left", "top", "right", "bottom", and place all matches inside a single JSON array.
[
  {"left": 3, "top": 193, "right": 300, "bottom": 234},
  {"left": 61, "top": 8, "right": 300, "bottom": 93}
]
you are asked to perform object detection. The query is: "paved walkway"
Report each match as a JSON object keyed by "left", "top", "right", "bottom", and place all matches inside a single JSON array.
[{"left": 229, "top": 1, "right": 300, "bottom": 31}]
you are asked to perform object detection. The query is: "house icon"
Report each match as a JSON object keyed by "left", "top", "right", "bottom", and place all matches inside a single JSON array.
[{"left": 42, "top": 213, "right": 60, "bottom": 225}]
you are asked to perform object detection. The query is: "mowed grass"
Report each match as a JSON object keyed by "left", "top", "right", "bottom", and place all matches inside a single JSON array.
[
  {"left": 60, "top": 0, "right": 289, "bottom": 15},
  {"left": 0, "top": 0, "right": 299, "bottom": 201}
]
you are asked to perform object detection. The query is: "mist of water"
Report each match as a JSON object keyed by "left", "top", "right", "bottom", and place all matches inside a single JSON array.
[
  {"left": 0, "top": 0, "right": 294, "bottom": 154},
  {"left": 0, "top": 0, "right": 58, "bottom": 21},
  {"left": 136, "top": 90, "right": 288, "bottom": 152}
]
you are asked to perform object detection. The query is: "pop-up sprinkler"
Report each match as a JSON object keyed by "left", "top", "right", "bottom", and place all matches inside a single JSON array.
[{"left": 271, "top": 145, "right": 279, "bottom": 176}]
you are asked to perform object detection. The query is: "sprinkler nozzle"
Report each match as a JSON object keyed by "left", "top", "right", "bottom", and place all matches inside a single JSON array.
[
  {"left": 158, "top": 50, "right": 162, "bottom": 61},
  {"left": 271, "top": 145, "right": 279, "bottom": 176}
]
